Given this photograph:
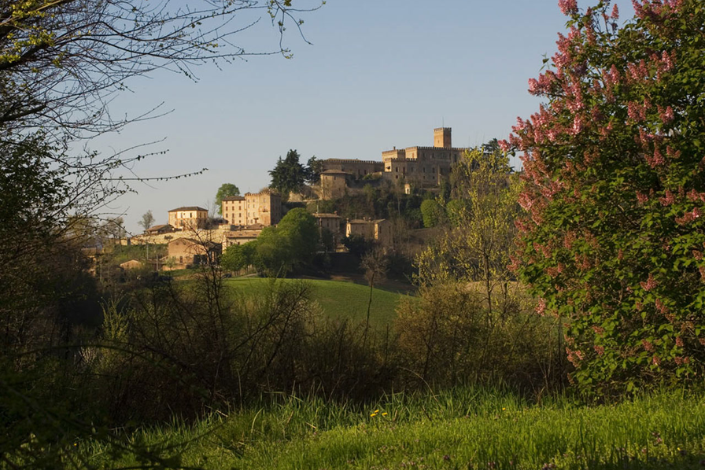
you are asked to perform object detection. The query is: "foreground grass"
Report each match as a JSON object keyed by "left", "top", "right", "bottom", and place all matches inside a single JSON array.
[
  {"left": 226, "top": 278, "right": 404, "bottom": 326},
  {"left": 92, "top": 388, "right": 705, "bottom": 469}
]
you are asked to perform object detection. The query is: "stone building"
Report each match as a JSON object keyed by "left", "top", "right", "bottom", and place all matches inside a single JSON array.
[
  {"left": 222, "top": 227, "right": 263, "bottom": 250},
  {"left": 145, "top": 224, "right": 175, "bottom": 235},
  {"left": 221, "top": 190, "right": 282, "bottom": 227},
  {"left": 168, "top": 206, "right": 208, "bottom": 230},
  {"left": 167, "top": 238, "right": 221, "bottom": 268},
  {"left": 313, "top": 213, "right": 343, "bottom": 247},
  {"left": 382, "top": 128, "right": 469, "bottom": 187},
  {"left": 346, "top": 218, "right": 392, "bottom": 247},
  {"left": 320, "top": 159, "right": 383, "bottom": 178},
  {"left": 320, "top": 170, "right": 351, "bottom": 200}
]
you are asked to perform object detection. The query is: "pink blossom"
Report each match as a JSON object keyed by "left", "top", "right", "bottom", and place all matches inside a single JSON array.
[
  {"left": 636, "top": 192, "right": 649, "bottom": 204},
  {"left": 693, "top": 250, "right": 703, "bottom": 260},
  {"left": 659, "top": 190, "right": 675, "bottom": 206},
  {"left": 676, "top": 337, "right": 684, "bottom": 348},
  {"left": 643, "top": 339, "right": 654, "bottom": 351},
  {"left": 594, "top": 345, "right": 605, "bottom": 356},
  {"left": 652, "top": 355, "right": 661, "bottom": 367},
  {"left": 536, "top": 298, "right": 547, "bottom": 316},
  {"left": 592, "top": 325, "right": 605, "bottom": 335},
  {"left": 498, "top": 139, "right": 510, "bottom": 152},
  {"left": 571, "top": 115, "right": 584, "bottom": 135},
  {"left": 528, "top": 78, "right": 540, "bottom": 95},
  {"left": 558, "top": 0, "right": 578, "bottom": 16},
  {"left": 611, "top": 4, "right": 619, "bottom": 19},
  {"left": 655, "top": 298, "right": 669, "bottom": 314},
  {"left": 640, "top": 273, "right": 658, "bottom": 291}
]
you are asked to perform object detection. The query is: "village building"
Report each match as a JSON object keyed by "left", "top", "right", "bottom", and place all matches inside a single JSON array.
[
  {"left": 221, "top": 190, "right": 282, "bottom": 226},
  {"left": 144, "top": 224, "right": 175, "bottom": 235},
  {"left": 382, "top": 128, "right": 469, "bottom": 187},
  {"left": 222, "top": 227, "right": 264, "bottom": 250},
  {"left": 168, "top": 206, "right": 208, "bottom": 230},
  {"left": 320, "top": 159, "right": 383, "bottom": 178},
  {"left": 167, "top": 238, "right": 221, "bottom": 268},
  {"left": 319, "top": 170, "right": 351, "bottom": 200},
  {"left": 119, "top": 259, "right": 144, "bottom": 270},
  {"left": 346, "top": 218, "right": 392, "bottom": 247},
  {"left": 313, "top": 213, "right": 343, "bottom": 247}
]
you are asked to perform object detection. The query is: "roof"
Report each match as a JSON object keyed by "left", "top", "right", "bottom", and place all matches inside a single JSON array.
[
  {"left": 321, "top": 169, "right": 351, "bottom": 175},
  {"left": 348, "top": 219, "right": 386, "bottom": 225},
  {"left": 314, "top": 213, "right": 341, "bottom": 219},
  {"left": 146, "top": 224, "right": 172, "bottom": 232},
  {"left": 225, "top": 232, "right": 260, "bottom": 239},
  {"left": 168, "top": 238, "right": 220, "bottom": 247},
  {"left": 168, "top": 206, "right": 208, "bottom": 212},
  {"left": 222, "top": 195, "right": 245, "bottom": 201}
]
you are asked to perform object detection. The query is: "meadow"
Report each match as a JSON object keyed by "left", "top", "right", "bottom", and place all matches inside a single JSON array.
[
  {"left": 91, "top": 388, "right": 705, "bottom": 470},
  {"left": 225, "top": 277, "right": 406, "bottom": 327}
]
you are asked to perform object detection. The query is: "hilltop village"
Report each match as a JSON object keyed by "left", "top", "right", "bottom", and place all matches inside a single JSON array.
[{"left": 124, "top": 127, "right": 476, "bottom": 271}]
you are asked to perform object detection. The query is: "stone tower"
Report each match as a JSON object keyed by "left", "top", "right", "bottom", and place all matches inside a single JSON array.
[{"left": 434, "top": 127, "right": 452, "bottom": 148}]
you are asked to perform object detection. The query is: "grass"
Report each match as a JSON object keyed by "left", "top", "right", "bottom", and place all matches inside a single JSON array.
[
  {"left": 225, "top": 278, "right": 406, "bottom": 327},
  {"left": 89, "top": 388, "right": 705, "bottom": 469}
]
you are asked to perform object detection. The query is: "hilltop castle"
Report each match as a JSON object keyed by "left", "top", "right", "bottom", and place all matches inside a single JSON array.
[{"left": 318, "top": 128, "right": 469, "bottom": 199}]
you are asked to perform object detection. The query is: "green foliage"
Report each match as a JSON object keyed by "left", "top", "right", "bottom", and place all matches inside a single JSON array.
[
  {"left": 510, "top": 0, "right": 705, "bottom": 395},
  {"left": 252, "top": 208, "right": 319, "bottom": 276},
  {"left": 220, "top": 241, "right": 257, "bottom": 272},
  {"left": 417, "top": 149, "right": 520, "bottom": 293},
  {"left": 396, "top": 283, "right": 558, "bottom": 390},
  {"left": 341, "top": 234, "right": 375, "bottom": 260},
  {"left": 306, "top": 199, "right": 336, "bottom": 214},
  {"left": 269, "top": 149, "right": 306, "bottom": 198},
  {"left": 215, "top": 183, "right": 241, "bottom": 214},
  {"left": 305, "top": 156, "right": 323, "bottom": 185},
  {"left": 419, "top": 199, "right": 446, "bottom": 228}
]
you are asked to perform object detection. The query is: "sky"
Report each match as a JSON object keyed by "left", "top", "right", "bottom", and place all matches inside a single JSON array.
[{"left": 94, "top": 0, "right": 635, "bottom": 234}]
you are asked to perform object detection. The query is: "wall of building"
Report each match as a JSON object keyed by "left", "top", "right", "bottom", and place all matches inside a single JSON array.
[
  {"left": 321, "top": 159, "right": 383, "bottom": 179},
  {"left": 168, "top": 208, "right": 208, "bottom": 230},
  {"left": 221, "top": 191, "right": 281, "bottom": 226}
]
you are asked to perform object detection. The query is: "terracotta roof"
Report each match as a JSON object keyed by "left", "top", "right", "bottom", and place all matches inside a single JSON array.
[
  {"left": 314, "top": 213, "right": 341, "bottom": 219},
  {"left": 168, "top": 206, "right": 208, "bottom": 212},
  {"left": 146, "top": 224, "right": 172, "bottom": 232},
  {"left": 222, "top": 196, "right": 245, "bottom": 201}
]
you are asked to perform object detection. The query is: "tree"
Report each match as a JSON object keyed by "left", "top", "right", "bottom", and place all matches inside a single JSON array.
[
  {"left": 506, "top": 0, "right": 705, "bottom": 394},
  {"left": 269, "top": 149, "right": 307, "bottom": 198},
  {"left": 306, "top": 156, "right": 324, "bottom": 185},
  {"left": 361, "top": 247, "right": 388, "bottom": 344},
  {"left": 221, "top": 241, "right": 257, "bottom": 272},
  {"left": 139, "top": 210, "right": 155, "bottom": 232},
  {"left": 253, "top": 208, "right": 319, "bottom": 276},
  {"left": 216, "top": 183, "right": 241, "bottom": 215},
  {"left": 420, "top": 199, "right": 446, "bottom": 228},
  {"left": 416, "top": 149, "right": 520, "bottom": 318}
]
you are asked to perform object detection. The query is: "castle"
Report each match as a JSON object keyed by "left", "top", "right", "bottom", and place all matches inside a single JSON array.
[{"left": 318, "top": 128, "right": 469, "bottom": 199}]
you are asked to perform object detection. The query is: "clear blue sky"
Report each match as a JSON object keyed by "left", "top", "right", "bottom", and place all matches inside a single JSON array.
[{"left": 96, "top": 0, "right": 635, "bottom": 233}]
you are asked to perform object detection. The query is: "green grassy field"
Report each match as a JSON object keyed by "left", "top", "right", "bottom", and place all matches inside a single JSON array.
[
  {"left": 226, "top": 278, "right": 407, "bottom": 327},
  {"left": 91, "top": 388, "right": 705, "bottom": 469}
]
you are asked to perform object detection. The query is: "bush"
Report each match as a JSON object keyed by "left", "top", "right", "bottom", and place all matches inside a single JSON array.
[{"left": 395, "top": 283, "right": 563, "bottom": 393}]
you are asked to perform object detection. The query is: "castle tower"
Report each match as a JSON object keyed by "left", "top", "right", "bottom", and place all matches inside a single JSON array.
[{"left": 434, "top": 127, "right": 452, "bottom": 148}]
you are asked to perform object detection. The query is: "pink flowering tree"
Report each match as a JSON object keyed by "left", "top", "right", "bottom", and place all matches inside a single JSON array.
[{"left": 505, "top": 0, "right": 705, "bottom": 395}]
